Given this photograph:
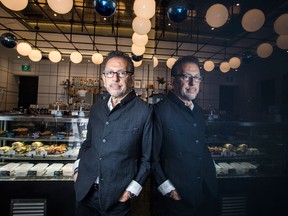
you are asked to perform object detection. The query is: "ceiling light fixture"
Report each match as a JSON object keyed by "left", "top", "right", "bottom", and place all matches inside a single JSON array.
[
  {"left": 153, "top": 56, "right": 158, "bottom": 68},
  {"left": 166, "top": 57, "right": 177, "bottom": 69},
  {"left": 132, "top": 17, "right": 152, "bottom": 35},
  {"left": 70, "top": 51, "right": 83, "bottom": 64},
  {"left": 1, "top": 0, "right": 28, "bottom": 11},
  {"left": 16, "top": 42, "right": 32, "bottom": 56},
  {"left": 131, "top": 44, "right": 145, "bottom": 56},
  {"left": 92, "top": 53, "right": 104, "bottom": 65},
  {"left": 49, "top": 50, "right": 62, "bottom": 63},
  {"left": 47, "top": 0, "right": 74, "bottom": 14},
  {"left": 29, "top": 49, "right": 42, "bottom": 62},
  {"left": 133, "top": 0, "right": 155, "bottom": 19},
  {"left": 132, "top": 33, "right": 148, "bottom": 46}
]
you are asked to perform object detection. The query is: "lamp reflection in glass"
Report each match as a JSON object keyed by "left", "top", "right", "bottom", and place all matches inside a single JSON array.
[
  {"left": 1, "top": 0, "right": 28, "bottom": 11},
  {"left": 276, "top": 35, "right": 288, "bottom": 50},
  {"left": 203, "top": 60, "right": 215, "bottom": 72},
  {"left": 274, "top": 13, "right": 288, "bottom": 35},
  {"left": 17, "top": 42, "right": 32, "bottom": 56},
  {"left": 206, "top": 4, "right": 228, "bottom": 28},
  {"left": 241, "top": 9, "right": 265, "bottom": 32},
  {"left": 229, "top": 57, "right": 241, "bottom": 69},
  {"left": 49, "top": 50, "right": 62, "bottom": 63},
  {"left": 167, "top": 1, "right": 189, "bottom": 23},
  {"left": 29, "top": 49, "right": 42, "bottom": 62},
  {"left": 219, "top": 61, "right": 230, "bottom": 73},
  {"left": 70, "top": 51, "right": 83, "bottom": 64},
  {"left": 94, "top": 0, "right": 117, "bottom": 17},
  {"left": 47, "top": 0, "right": 73, "bottom": 14},
  {"left": 92, "top": 53, "right": 104, "bottom": 64},
  {"left": 133, "top": 0, "right": 155, "bottom": 19},
  {"left": 257, "top": 43, "right": 273, "bottom": 58}
]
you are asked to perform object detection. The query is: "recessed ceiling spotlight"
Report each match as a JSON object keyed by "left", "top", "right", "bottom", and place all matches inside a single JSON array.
[
  {"left": 168, "top": 23, "right": 171, "bottom": 26},
  {"left": 54, "top": 13, "right": 57, "bottom": 17}
]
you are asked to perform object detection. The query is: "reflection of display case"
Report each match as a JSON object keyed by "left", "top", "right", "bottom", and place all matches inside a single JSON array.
[
  {"left": 205, "top": 121, "right": 288, "bottom": 216},
  {"left": 0, "top": 115, "right": 88, "bottom": 178},
  {"left": 205, "top": 121, "right": 286, "bottom": 177}
]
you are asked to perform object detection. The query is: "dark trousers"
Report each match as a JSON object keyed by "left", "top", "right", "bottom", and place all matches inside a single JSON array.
[
  {"left": 151, "top": 183, "right": 218, "bottom": 216},
  {"left": 75, "top": 185, "right": 131, "bottom": 216}
]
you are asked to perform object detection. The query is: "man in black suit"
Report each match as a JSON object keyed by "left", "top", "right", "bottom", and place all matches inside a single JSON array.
[
  {"left": 74, "top": 50, "right": 152, "bottom": 216},
  {"left": 152, "top": 56, "right": 218, "bottom": 216}
]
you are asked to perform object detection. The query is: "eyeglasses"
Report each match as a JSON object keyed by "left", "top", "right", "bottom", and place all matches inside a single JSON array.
[
  {"left": 102, "top": 71, "right": 133, "bottom": 78},
  {"left": 174, "top": 74, "right": 203, "bottom": 83}
]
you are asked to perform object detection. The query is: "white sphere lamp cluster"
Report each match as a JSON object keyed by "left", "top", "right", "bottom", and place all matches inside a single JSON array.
[{"left": 131, "top": 0, "right": 156, "bottom": 67}]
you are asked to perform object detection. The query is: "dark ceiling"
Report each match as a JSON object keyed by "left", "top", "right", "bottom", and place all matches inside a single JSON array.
[{"left": 0, "top": 0, "right": 288, "bottom": 64}]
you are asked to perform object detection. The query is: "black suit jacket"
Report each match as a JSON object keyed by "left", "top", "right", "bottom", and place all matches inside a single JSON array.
[
  {"left": 152, "top": 92, "right": 217, "bottom": 206},
  {"left": 74, "top": 90, "right": 152, "bottom": 211}
]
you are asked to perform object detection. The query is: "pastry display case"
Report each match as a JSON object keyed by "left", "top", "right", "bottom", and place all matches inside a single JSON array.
[{"left": 0, "top": 115, "right": 88, "bottom": 180}]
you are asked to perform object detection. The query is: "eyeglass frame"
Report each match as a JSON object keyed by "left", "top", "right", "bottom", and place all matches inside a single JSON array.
[
  {"left": 173, "top": 73, "right": 203, "bottom": 83},
  {"left": 102, "top": 70, "right": 133, "bottom": 78}
]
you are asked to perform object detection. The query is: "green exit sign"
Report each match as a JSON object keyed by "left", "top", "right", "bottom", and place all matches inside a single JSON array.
[{"left": 22, "top": 65, "right": 30, "bottom": 71}]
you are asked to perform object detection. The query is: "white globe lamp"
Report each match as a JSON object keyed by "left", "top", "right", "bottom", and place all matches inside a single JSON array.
[
  {"left": 49, "top": 50, "right": 62, "bottom": 63},
  {"left": 203, "top": 60, "right": 215, "bottom": 72},
  {"left": 205, "top": 4, "right": 229, "bottom": 28},
  {"left": 92, "top": 53, "right": 104, "bottom": 64},
  {"left": 70, "top": 51, "right": 83, "bottom": 64},
  {"left": 29, "top": 49, "right": 42, "bottom": 62},
  {"left": 229, "top": 57, "right": 241, "bottom": 69},
  {"left": 133, "top": 0, "right": 156, "bottom": 19},
  {"left": 47, "top": 0, "right": 73, "bottom": 14},
  {"left": 1, "top": 0, "right": 28, "bottom": 11},
  {"left": 132, "top": 17, "right": 152, "bottom": 35},
  {"left": 256, "top": 43, "right": 273, "bottom": 58},
  {"left": 16, "top": 42, "right": 32, "bottom": 56},
  {"left": 242, "top": 9, "right": 265, "bottom": 32}
]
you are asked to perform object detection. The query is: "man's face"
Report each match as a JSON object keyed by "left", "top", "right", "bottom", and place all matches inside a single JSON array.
[
  {"left": 172, "top": 62, "right": 201, "bottom": 101},
  {"left": 102, "top": 57, "right": 134, "bottom": 99}
]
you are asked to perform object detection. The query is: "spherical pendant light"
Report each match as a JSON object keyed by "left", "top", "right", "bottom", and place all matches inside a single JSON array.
[
  {"left": 229, "top": 57, "right": 241, "bottom": 69},
  {"left": 132, "top": 33, "right": 149, "bottom": 46},
  {"left": 29, "top": 49, "right": 42, "bottom": 62},
  {"left": 47, "top": 0, "right": 73, "bottom": 14},
  {"left": 153, "top": 56, "right": 158, "bottom": 68},
  {"left": 1, "top": 0, "right": 28, "bottom": 11},
  {"left": 220, "top": 61, "right": 230, "bottom": 73},
  {"left": 167, "top": 1, "right": 189, "bottom": 23},
  {"left": 131, "top": 44, "right": 145, "bottom": 56},
  {"left": 1, "top": 32, "right": 17, "bottom": 48},
  {"left": 133, "top": 60, "right": 142, "bottom": 67},
  {"left": 203, "top": 60, "right": 215, "bottom": 72},
  {"left": 49, "top": 50, "right": 62, "bottom": 63},
  {"left": 70, "top": 51, "right": 83, "bottom": 64},
  {"left": 166, "top": 57, "right": 177, "bottom": 69},
  {"left": 94, "top": 0, "right": 117, "bottom": 17},
  {"left": 133, "top": 0, "right": 155, "bottom": 19},
  {"left": 241, "top": 9, "right": 265, "bottom": 32},
  {"left": 274, "top": 13, "right": 288, "bottom": 35},
  {"left": 92, "top": 53, "right": 104, "bottom": 64},
  {"left": 132, "top": 17, "right": 152, "bottom": 35},
  {"left": 276, "top": 35, "right": 288, "bottom": 50},
  {"left": 256, "top": 43, "right": 273, "bottom": 58},
  {"left": 16, "top": 42, "right": 32, "bottom": 56},
  {"left": 205, "top": 4, "right": 229, "bottom": 28}
]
